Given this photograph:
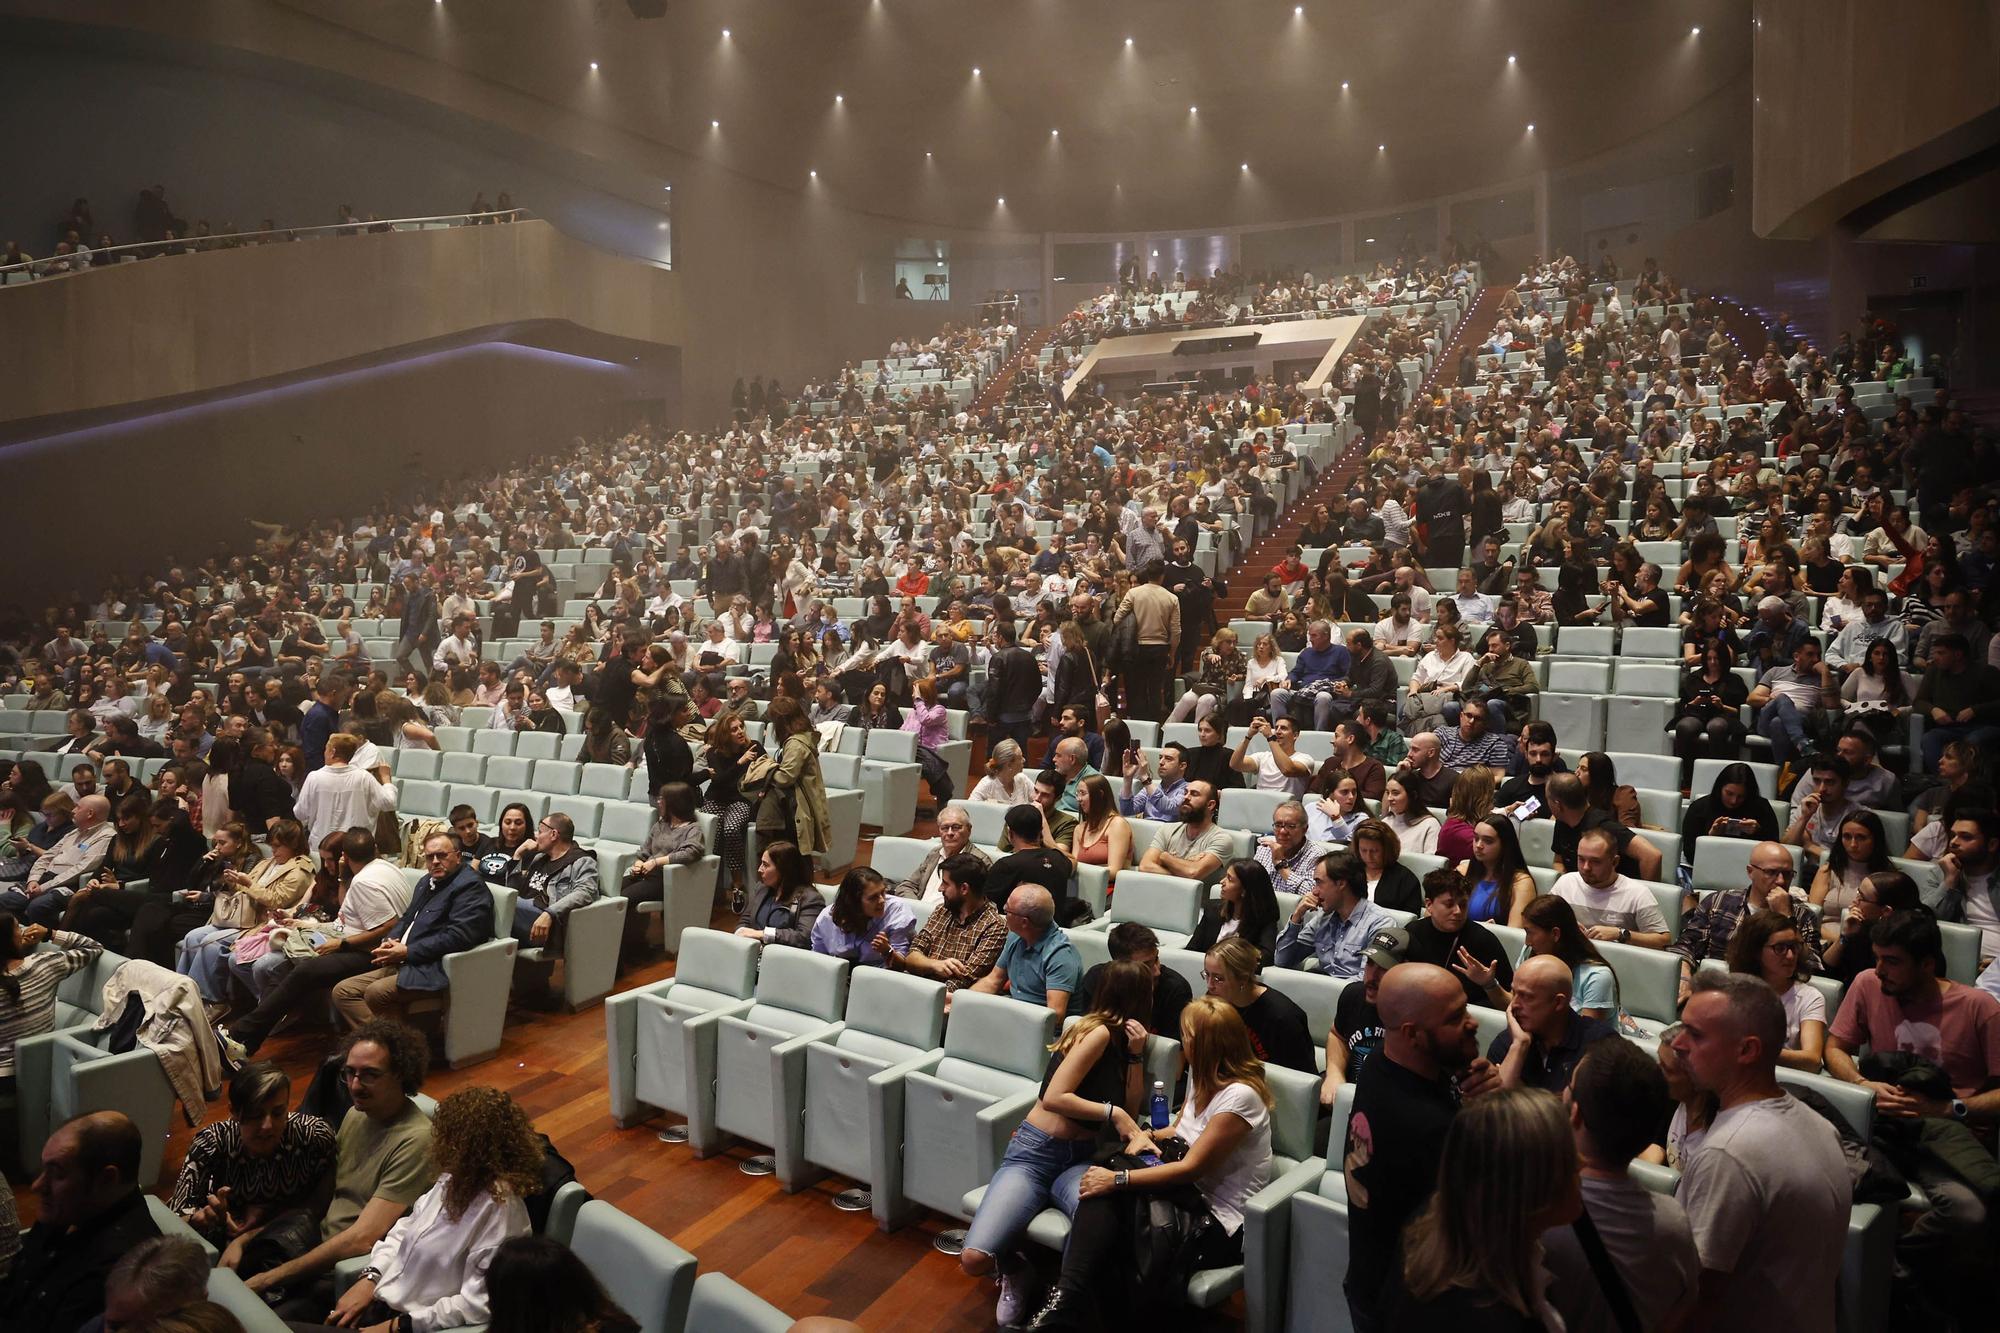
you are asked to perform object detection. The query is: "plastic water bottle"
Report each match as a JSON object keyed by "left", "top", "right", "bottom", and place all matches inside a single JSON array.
[{"left": 1149, "top": 1080, "right": 1170, "bottom": 1130}]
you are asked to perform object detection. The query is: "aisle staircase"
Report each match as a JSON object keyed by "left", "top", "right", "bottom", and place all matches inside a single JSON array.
[
  {"left": 971, "top": 326, "right": 1055, "bottom": 415},
  {"left": 1421, "top": 284, "right": 1513, "bottom": 394}
]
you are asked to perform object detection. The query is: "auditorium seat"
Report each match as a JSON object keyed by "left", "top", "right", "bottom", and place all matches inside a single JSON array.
[{"left": 606, "top": 928, "right": 760, "bottom": 1148}]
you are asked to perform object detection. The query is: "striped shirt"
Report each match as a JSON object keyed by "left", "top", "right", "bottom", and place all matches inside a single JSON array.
[
  {"left": 0, "top": 931, "right": 103, "bottom": 1077},
  {"left": 169, "top": 1113, "right": 339, "bottom": 1240}
]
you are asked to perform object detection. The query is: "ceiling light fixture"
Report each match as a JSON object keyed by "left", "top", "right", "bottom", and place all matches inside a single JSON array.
[
  {"left": 1125, "top": 37, "right": 1134, "bottom": 47},
  {"left": 1189, "top": 105, "right": 1198, "bottom": 114},
  {"left": 1341, "top": 81, "right": 1350, "bottom": 91},
  {"left": 721, "top": 27, "right": 730, "bottom": 38},
  {"left": 972, "top": 66, "right": 981, "bottom": 77},
  {"left": 710, "top": 119, "right": 720, "bottom": 129},
  {"left": 996, "top": 196, "right": 1005, "bottom": 205},
  {"left": 834, "top": 93, "right": 844, "bottom": 104},
  {"left": 1377, "top": 143, "right": 1385, "bottom": 151},
  {"left": 809, "top": 169, "right": 817, "bottom": 178},
  {"left": 1051, "top": 128, "right": 1059, "bottom": 137},
  {"left": 1691, "top": 25, "right": 1701, "bottom": 36},
  {"left": 1507, "top": 53, "right": 1517, "bottom": 64},
  {"left": 1364, "top": 236, "right": 1376, "bottom": 243},
  {"left": 1526, "top": 123, "right": 1535, "bottom": 132},
  {"left": 1241, "top": 162, "right": 1249, "bottom": 171},
  {"left": 1294, "top": 5, "right": 1303, "bottom": 14},
  {"left": 588, "top": 62, "right": 599, "bottom": 71}
]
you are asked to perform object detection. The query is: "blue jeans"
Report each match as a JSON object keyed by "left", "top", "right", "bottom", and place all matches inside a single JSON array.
[
  {"left": 176, "top": 924, "right": 243, "bottom": 1004},
  {"left": 963, "top": 1121, "right": 1094, "bottom": 1261},
  {"left": 0, "top": 886, "right": 69, "bottom": 929},
  {"left": 1755, "top": 695, "right": 1811, "bottom": 767},
  {"left": 1269, "top": 686, "right": 1336, "bottom": 730},
  {"left": 512, "top": 899, "right": 562, "bottom": 949},
  {"left": 226, "top": 945, "right": 298, "bottom": 1003},
  {"left": 1440, "top": 698, "right": 1509, "bottom": 733}
]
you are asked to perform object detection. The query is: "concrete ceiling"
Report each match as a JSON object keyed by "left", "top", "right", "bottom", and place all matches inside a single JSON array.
[{"left": 273, "top": 0, "right": 1750, "bottom": 235}]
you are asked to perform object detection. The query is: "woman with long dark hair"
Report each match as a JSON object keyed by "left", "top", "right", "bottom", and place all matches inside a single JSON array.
[
  {"left": 1808, "top": 808, "right": 1891, "bottom": 944},
  {"left": 733, "top": 841, "right": 823, "bottom": 949},
  {"left": 1670, "top": 640, "right": 1747, "bottom": 785},
  {"left": 1679, "top": 762, "right": 1780, "bottom": 859},
  {"left": 1455, "top": 817, "right": 1534, "bottom": 928},
  {"left": 485, "top": 1236, "right": 639, "bottom": 1333},
  {"left": 699, "top": 713, "right": 757, "bottom": 903},
  {"left": 1461, "top": 895, "right": 1616, "bottom": 1020},
  {"left": 1726, "top": 911, "right": 1826, "bottom": 1072},
  {"left": 810, "top": 865, "right": 916, "bottom": 968},
  {"left": 1186, "top": 857, "right": 1281, "bottom": 965}
]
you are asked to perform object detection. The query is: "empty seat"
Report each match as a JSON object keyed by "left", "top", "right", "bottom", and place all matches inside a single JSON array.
[
  {"left": 471, "top": 729, "right": 517, "bottom": 757},
  {"left": 569, "top": 1200, "right": 696, "bottom": 1333},
  {"left": 605, "top": 929, "right": 760, "bottom": 1148},
  {"left": 714, "top": 947, "right": 852, "bottom": 1188},
  {"left": 682, "top": 1273, "right": 793, "bottom": 1333}
]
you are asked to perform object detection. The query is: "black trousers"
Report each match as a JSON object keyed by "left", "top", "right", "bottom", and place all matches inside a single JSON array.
[
  {"left": 1123, "top": 644, "right": 1172, "bottom": 722},
  {"left": 65, "top": 887, "right": 160, "bottom": 951},
  {"left": 128, "top": 896, "right": 215, "bottom": 967},
  {"left": 1053, "top": 1191, "right": 1241, "bottom": 1300},
  {"left": 230, "top": 949, "right": 379, "bottom": 1053}
]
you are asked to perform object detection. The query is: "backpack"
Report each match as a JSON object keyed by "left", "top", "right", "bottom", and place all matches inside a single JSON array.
[{"left": 399, "top": 817, "right": 452, "bottom": 867}]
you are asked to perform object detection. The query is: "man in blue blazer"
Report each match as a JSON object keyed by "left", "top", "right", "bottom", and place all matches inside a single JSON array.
[{"left": 332, "top": 830, "right": 494, "bottom": 1028}]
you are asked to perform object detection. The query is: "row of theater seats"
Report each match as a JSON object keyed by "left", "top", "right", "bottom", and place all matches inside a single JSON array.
[{"left": 607, "top": 929, "right": 1893, "bottom": 1332}]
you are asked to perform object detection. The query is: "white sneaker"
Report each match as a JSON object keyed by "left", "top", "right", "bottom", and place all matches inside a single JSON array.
[{"left": 996, "top": 1265, "right": 1040, "bottom": 1328}]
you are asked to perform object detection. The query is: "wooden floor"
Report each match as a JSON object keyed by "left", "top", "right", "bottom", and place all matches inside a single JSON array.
[{"left": 11, "top": 814, "right": 1247, "bottom": 1330}]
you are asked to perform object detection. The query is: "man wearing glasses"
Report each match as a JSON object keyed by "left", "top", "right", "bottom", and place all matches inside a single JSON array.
[
  {"left": 1672, "top": 842, "right": 1822, "bottom": 1006},
  {"left": 331, "top": 831, "right": 493, "bottom": 1030},
  {"left": 244, "top": 1020, "right": 435, "bottom": 1313}
]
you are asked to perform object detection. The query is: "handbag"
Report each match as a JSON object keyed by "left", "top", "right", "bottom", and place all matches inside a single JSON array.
[
  {"left": 207, "top": 889, "right": 260, "bottom": 931},
  {"left": 739, "top": 752, "right": 779, "bottom": 798}
]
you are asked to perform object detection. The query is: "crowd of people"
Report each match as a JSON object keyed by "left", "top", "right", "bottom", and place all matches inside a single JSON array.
[
  {"left": 2, "top": 187, "right": 523, "bottom": 280},
  {"left": 2, "top": 240, "right": 1999, "bottom": 1330}
]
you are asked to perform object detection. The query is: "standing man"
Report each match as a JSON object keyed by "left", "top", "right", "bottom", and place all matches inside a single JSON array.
[
  {"left": 1671, "top": 972, "right": 1849, "bottom": 1332},
  {"left": 982, "top": 623, "right": 1041, "bottom": 753},
  {"left": 1342, "top": 963, "right": 1497, "bottom": 1331},
  {"left": 1116, "top": 559, "right": 1181, "bottom": 721}
]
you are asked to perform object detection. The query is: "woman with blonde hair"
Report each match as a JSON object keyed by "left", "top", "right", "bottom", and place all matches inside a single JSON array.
[
  {"left": 972, "top": 738, "right": 1035, "bottom": 804},
  {"left": 1386, "top": 1087, "right": 1579, "bottom": 1328},
  {"left": 1168, "top": 627, "right": 1246, "bottom": 724},
  {"left": 326, "top": 1085, "right": 543, "bottom": 1333},
  {"left": 961, "top": 960, "right": 1157, "bottom": 1323},
  {"left": 1026, "top": 995, "right": 1275, "bottom": 1326},
  {"left": 1241, "top": 632, "right": 1288, "bottom": 721}
]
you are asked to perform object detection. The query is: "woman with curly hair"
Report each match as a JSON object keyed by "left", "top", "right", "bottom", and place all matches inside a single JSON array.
[{"left": 325, "top": 1085, "right": 544, "bottom": 1333}]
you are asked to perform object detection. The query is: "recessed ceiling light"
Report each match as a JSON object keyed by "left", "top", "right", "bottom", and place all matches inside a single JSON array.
[
  {"left": 972, "top": 66, "right": 981, "bottom": 77},
  {"left": 1364, "top": 236, "right": 1376, "bottom": 243},
  {"left": 711, "top": 120, "right": 720, "bottom": 129},
  {"left": 1341, "top": 81, "right": 1350, "bottom": 91},
  {"left": 721, "top": 27, "right": 730, "bottom": 38},
  {"left": 1051, "top": 128, "right": 1059, "bottom": 137},
  {"left": 1152, "top": 249, "right": 1159, "bottom": 257},
  {"left": 1377, "top": 143, "right": 1386, "bottom": 151},
  {"left": 1125, "top": 36, "right": 1134, "bottom": 47},
  {"left": 834, "top": 93, "right": 844, "bottom": 104},
  {"left": 1507, "top": 54, "right": 1517, "bottom": 64},
  {"left": 1189, "top": 105, "right": 1198, "bottom": 114},
  {"left": 1691, "top": 26, "right": 1700, "bottom": 36},
  {"left": 996, "top": 196, "right": 1005, "bottom": 205},
  {"left": 1241, "top": 162, "right": 1250, "bottom": 171},
  {"left": 809, "top": 169, "right": 817, "bottom": 178},
  {"left": 926, "top": 150, "right": 933, "bottom": 158},
  {"left": 1295, "top": 5, "right": 1303, "bottom": 14},
  {"left": 589, "top": 62, "right": 599, "bottom": 71}
]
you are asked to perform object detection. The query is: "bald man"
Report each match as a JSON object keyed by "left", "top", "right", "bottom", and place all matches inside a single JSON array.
[
  {"left": 2, "top": 1111, "right": 158, "bottom": 1333},
  {"left": 1487, "top": 954, "right": 1618, "bottom": 1094},
  {"left": 0, "top": 792, "right": 115, "bottom": 927},
  {"left": 968, "top": 884, "right": 1082, "bottom": 1018},
  {"left": 1342, "top": 963, "right": 1499, "bottom": 1331}
]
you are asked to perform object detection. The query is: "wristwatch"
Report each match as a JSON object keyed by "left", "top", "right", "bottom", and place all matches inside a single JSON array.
[
  {"left": 1617, "top": 926, "right": 1630, "bottom": 944},
  {"left": 359, "top": 1266, "right": 383, "bottom": 1283},
  {"left": 1951, "top": 1098, "right": 1969, "bottom": 1121},
  {"left": 1112, "top": 1169, "right": 1130, "bottom": 1188}
]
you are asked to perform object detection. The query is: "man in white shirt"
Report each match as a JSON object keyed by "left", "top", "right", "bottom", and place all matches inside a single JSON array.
[
  {"left": 294, "top": 733, "right": 399, "bottom": 853},
  {"left": 431, "top": 614, "right": 480, "bottom": 673},
  {"left": 1551, "top": 827, "right": 1671, "bottom": 948},
  {"left": 1228, "top": 716, "right": 1319, "bottom": 798},
  {"left": 1672, "top": 972, "right": 1849, "bottom": 1333}
]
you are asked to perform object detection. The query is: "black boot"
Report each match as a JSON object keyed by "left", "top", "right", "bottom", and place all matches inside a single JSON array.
[{"left": 1022, "top": 1288, "right": 1086, "bottom": 1332}]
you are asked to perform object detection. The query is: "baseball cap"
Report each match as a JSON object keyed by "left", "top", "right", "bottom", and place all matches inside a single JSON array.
[{"left": 1363, "top": 927, "right": 1410, "bottom": 972}]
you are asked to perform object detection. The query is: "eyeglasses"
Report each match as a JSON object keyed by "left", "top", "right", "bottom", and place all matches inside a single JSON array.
[
  {"left": 422, "top": 851, "right": 453, "bottom": 862},
  {"left": 1199, "top": 970, "right": 1230, "bottom": 985},
  {"left": 1766, "top": 939, "right": 1801, "bottom": 954},
  {"left": 1750, "top": 863, "right": 1793, "bottom": 878},
  {"left": 340, "top": 1065, "right": 387, "bottom": 1085}
]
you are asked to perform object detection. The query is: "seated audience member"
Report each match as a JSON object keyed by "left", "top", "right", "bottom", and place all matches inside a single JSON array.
[
  {"left": 1540, "top": 1038, "right": 1700, "bottom": 1333},
  {"left": 619, "top": 781, "right": 706, "bottom": 960},
  {"left": 1781, "top": 754, "right": 1858, "bottom": 862},
  {"left": 1724, "top": 911, "right": 1825, "bottom": 1072},
  {"left": 1466, "top": 895, "right": 1619, "bottom": 1021},
  {"left": 735, "top": 840, "right": 824, "bottom": 948},
  {"left": 1116, "top": 739, "right": 1188, "bottom": 820},
  {"left": 506, "top": 811, "right": 601, "bottom": 951},
  {"left": 1432, "top": 698, "right": 1517, "bottom": 772},
  {"left": 246, "top": 1021, "right": 437, "bottom": 1309},
  {"left": 1069, "top": 774, "right": 1131, "bottom": 878},
  {"left": 1672, "top": 973, "right": 1850, "bottom": 1332},
  {"left": 1487, "top": 954, "right": 1617, "bottom": 1093},
  {"left": 1188, "top": 856, "right": 1283, "bottom": 965},
  {"left": 968, "top": 885, "right": 1082, "bottom": 1017},
  {"left": 0, "top": 793, "right": 114, "bottom": 928},
  {"left": 447, "top": 804, "right": 497, "bottom": 863},
  {"left": 1228, "top": 716, "right": 1319, "bottom": 798},
  {"left": 1551, "top": 827, "right": 1671, "bottom": 948},
  {"left": 1201, "top": 935, "right": 1316, "bottom": 1073},
  {"left": 322, "top": 1086, "right": 541, "bottom": 1333},
  {"left": 1826, "top": 910, "right": 2000, "bottom": 1317},
  {"left": 1349, "top": 816, "right": 1423, "bottom": 911},
  {"left": 0, "top": 1111, "right": 158, "bottom": 1333},
  {"left": 177, "top": 817, "right": 316, "bottom": 1008},
  {"left": 1389, "top": 733, "right": 1455, "bottom": 813},
  {"left": 1382, "top": 1087, "right": 1581, "bottom": 1328},
  {"left": 1251, "top": 799, "right": 1322, "bottom": 898},
  {"left": 1678, "top": 761, "right": 1781, "bottom": 851},
  {"left": 484, "top": 1234, "right": 641, "bottom": 1333},
  {"left": 1276, "top": 848, "right": 1402, "bottom": 978},
  {"left": 1932, "top": 809, "right": 2000, "bottom": 960},
  {"left": 1549, "top": 773, "right": 1663, "bottom": 883},
  {"left": 1135, "top": 779, "right": 1234, "bottom": 886},
  {"left": 893, "top": 852, "right": 1007, "bottom": 993},
  {"left": 1023, "top": 997, "right": 1274, "bottom": 1327},
  {"left": 1832, "top": 726, "right": 1899, "bottom": 810},
  {"left": 889, "top": 804, "right": 990, "bottom": 905},
  {"left": 93, "top": 1236, "right": 212, "bottom": 1333},
  {"left": 1820, "top": 868, "right": 1924, "bottom": 986},
  {"left": 960, "top": 960, "right": 1156, "bottom": 1324},
  {"left": 330, "top": 831, "right": 493, "bottom": 1030},
  {"left": 127, "top": 818, "right": 265, "bottom": 967},
  {"left": 168, "top": 1061, "right": 336, "bottom": 1262},
  {"left": 0, "top": 915, "right": 103, "bottom": 1078},
  {"left": 220, "top": 828, "right": 410, "bottom": 1059},
  {"left": 1914, "top": 632, "right": 2000, "bottom": 772},
  {"left": 1673, "top": 842, "right": 1821, "bottom": 1004},
  {"left": 988, "top": 803, "right": 1077, "bottom": 906},
  {"left": 1454, "top": 815, "right": 1535, "bottom": 928},
  {"left": 997, "top": 772, "right": 1078, "bottom": 857},
  {"left": 1073, "top": 921, "right": 1193, "bottom": 1040},
  {"left": 811, "top": 865, "right": 916, "bottom": 967},
  {"left": 1319, "top": 926, "right": 1399, "bottom": 1103},
  {"left": 1404, "top": 867, "right": 1513, "bottom": 1009},
  {"left": 1493, "top": 721, "right": 1562, "bottom": 819}
]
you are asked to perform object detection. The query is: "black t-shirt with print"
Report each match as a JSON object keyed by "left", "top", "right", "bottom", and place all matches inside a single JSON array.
[{"left": 1334, "top": 982, "right": 1386, "bottom": 1078}]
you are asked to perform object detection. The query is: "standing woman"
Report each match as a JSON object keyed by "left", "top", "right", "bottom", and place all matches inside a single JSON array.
[
  {"left": 960, "top": 961, "right": 1156, "bottom": 1325},
  {"left": 637, "top": 694, "right": 701, "bottom": 800},
  {"left": 758, "top": 696, "right": 831, "bottom": 866},
  {"left": 901, "top": 677, "right": 957, "bottom": 809},
  {"left": 699, "top": 713, "right": 758, "bottom": 906},
  {"left": 1725, "top": 911, "right": 1826, "bottom": 1072},
  {"left": 733, "top": 841, "right": 824, "bottom": 949},
  {"left": 1027, "top": 996, "right": 1275, "bottom": 1328},
  {"left": 1384, "top": 1088, "right": 1580, "bottom": 1329}
]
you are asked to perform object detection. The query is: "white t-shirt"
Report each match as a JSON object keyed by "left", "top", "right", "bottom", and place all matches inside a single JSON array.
[
  {"left": 1173, "top": 1080, "right": 1272, "bottom": 1234},
  {"left": 1411, "top": 648, "right": 1474, "bottom": 692},
  {"left": 1778, "top": 980, "right": 1826, "bottom": 1050},
  {"left": 1551, "top": 872, "right": 1669, "bottom": 936},
  {"left": 1250, "top": 748, "right": 1318, "bottom": 796},
  {"left": 1541, "top": 1173, "right": 1700, "bottom": 1333},
  {"left": 341, "top": 859, "right": 415, "bottom": 932},
  {"left": 970, "top": 774, "right": 1037, "bottom": 805},
  {"left": 1675, "top": 1094, "right": 1850, "bottom": 1333}
]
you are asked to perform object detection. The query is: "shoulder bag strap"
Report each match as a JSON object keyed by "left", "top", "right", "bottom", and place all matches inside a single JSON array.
[{"left": 1570, "top": 1204, "right": 1642, "bottom": 1333}]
